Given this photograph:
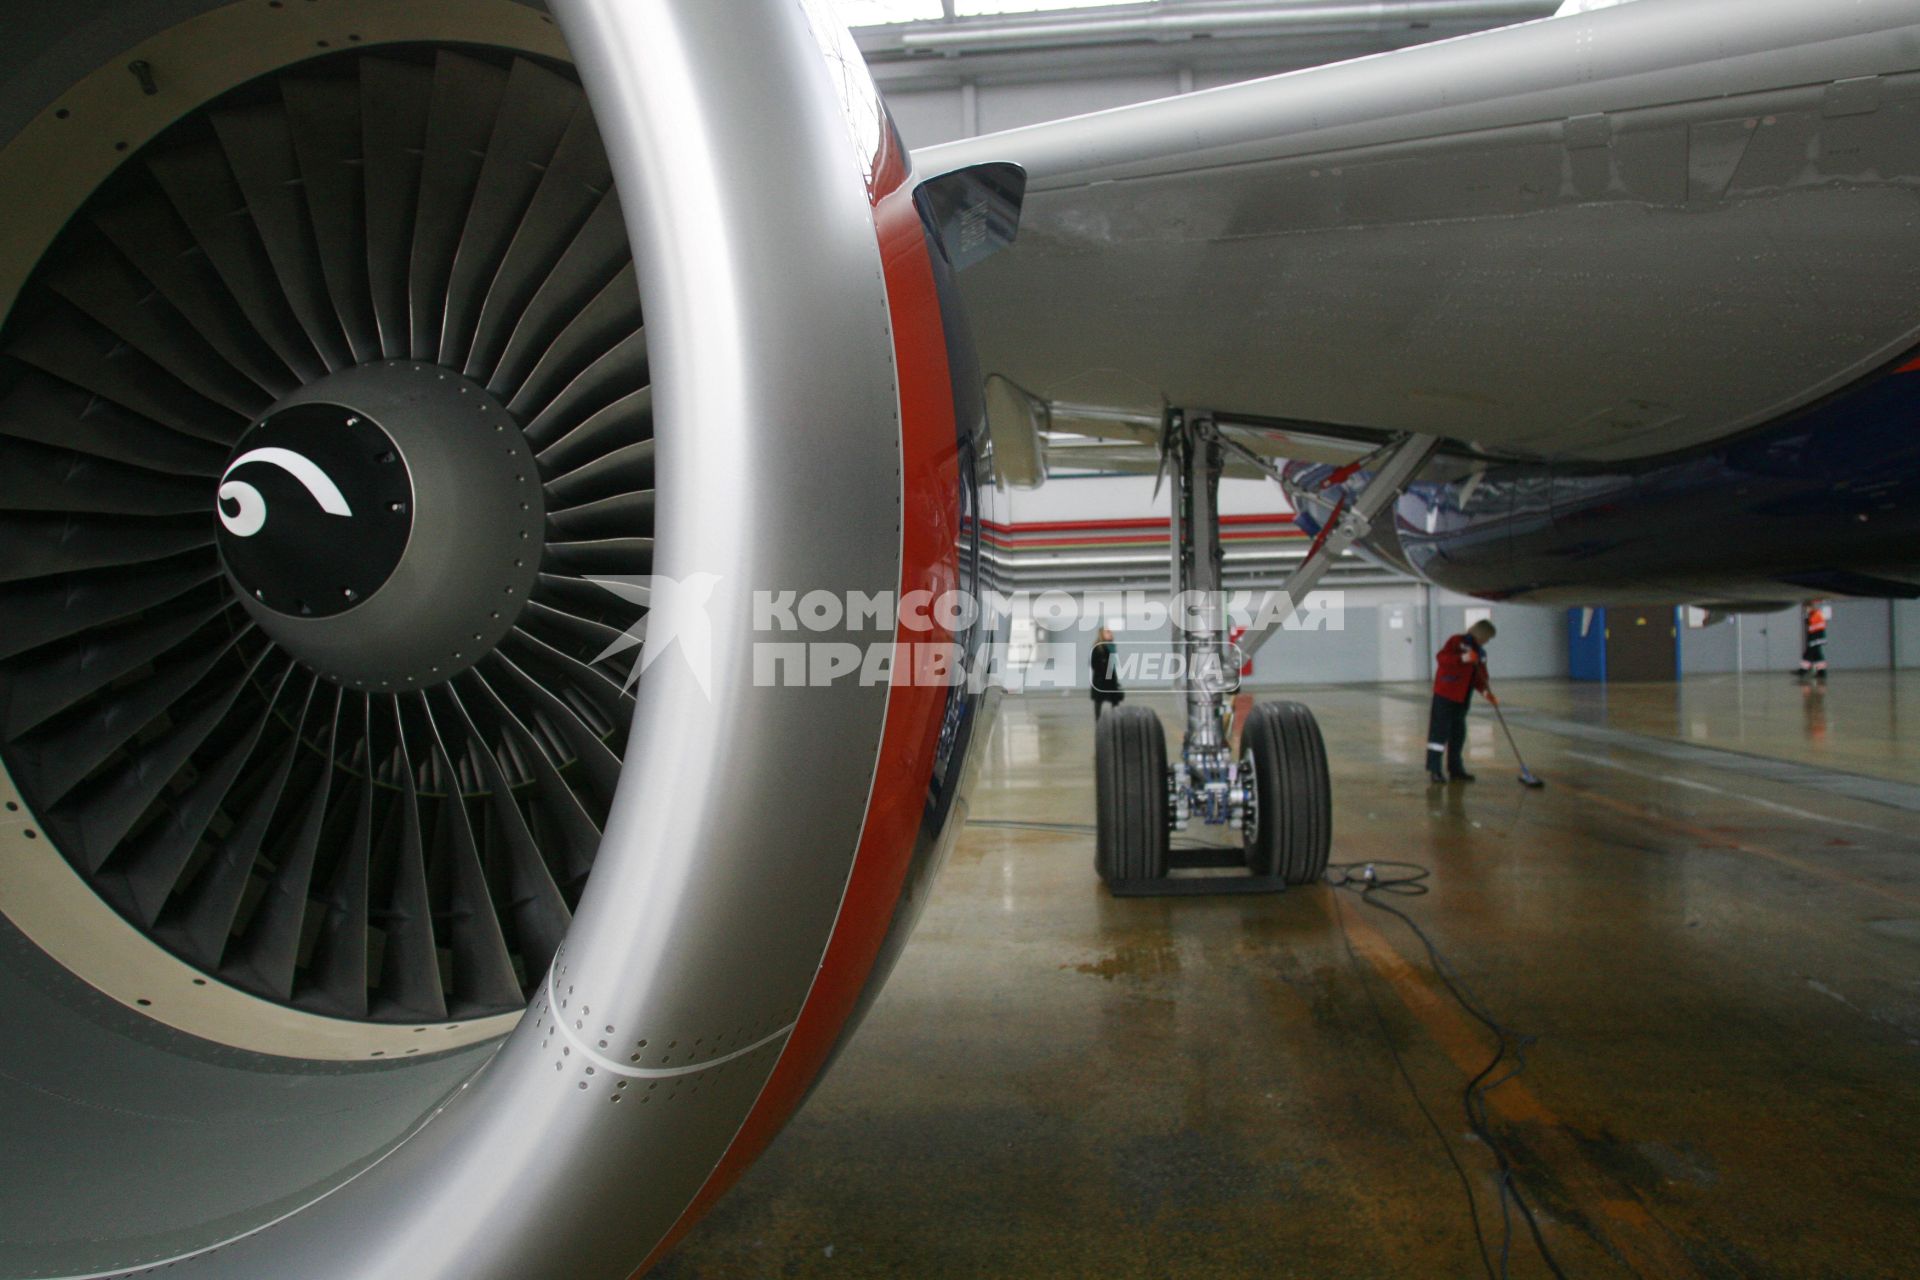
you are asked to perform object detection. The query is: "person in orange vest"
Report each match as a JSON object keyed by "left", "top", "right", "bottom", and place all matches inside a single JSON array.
[
  {"left": 1797, "top": 600, "right": 1830, "bottom": 684},
  {"left": 1427, "top": 619, "right": 1497, "bottom": 785}
]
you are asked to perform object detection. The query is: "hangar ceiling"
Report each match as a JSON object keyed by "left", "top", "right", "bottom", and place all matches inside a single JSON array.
[{"left": 840, "top": 0, "right": 1564, "bottom": 92}]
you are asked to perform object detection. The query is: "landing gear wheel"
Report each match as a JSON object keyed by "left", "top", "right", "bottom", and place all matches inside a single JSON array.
[
  {"left": 1242, "top": 701, "right": 1332, "bottom": 884},
  {"left": 1095, "top": 705, "right": 1170, "bottom": 885}
]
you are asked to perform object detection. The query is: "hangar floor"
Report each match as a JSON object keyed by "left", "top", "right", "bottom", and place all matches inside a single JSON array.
[{"left": 656, "top": 674, "right": 1920, "bottom": 1280}]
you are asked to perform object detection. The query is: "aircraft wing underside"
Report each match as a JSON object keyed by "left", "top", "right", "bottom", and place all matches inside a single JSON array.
[{"left": 925, "top": 0, "right": 1920, "bottom": 469}]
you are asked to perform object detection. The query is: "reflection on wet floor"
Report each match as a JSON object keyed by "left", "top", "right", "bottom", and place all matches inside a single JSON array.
[
  {"left": 1499, "top": 670, "right": 1920, "bottom": 785},
  {"left": 656, "top": 678, "right": 1920, "bottom": 1280}
]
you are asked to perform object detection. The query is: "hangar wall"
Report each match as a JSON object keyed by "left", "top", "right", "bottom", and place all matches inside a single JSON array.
[
  {"left": 1432, "top": 592, "right": 1568, "bottom": 680},
  {"left": 1001, "top": 474, "right": 1282, "bottom": 524},
  {"left": 1899, "top": 600, "right": 1920, "bottom": 667},
  {"left": 1678, "top": 615, "right": 1739, "bottom": 675},
  {"left": 1682, "top": 603, "right": 1908, "bottom": 674},
  {"left": 1016, "top": 583, "right": 1404, "bottom": 694},
  {"left": 1000, "top": 476, "right": 1570, "bottom": 690},
  {"left": 1014, "top": 583, "right": 1570, "bottom": 693},
  {"left": 994, "top": 470, "right": 1913, "bottom": 687}
]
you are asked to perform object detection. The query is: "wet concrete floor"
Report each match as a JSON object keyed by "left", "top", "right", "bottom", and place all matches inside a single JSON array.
[{"left": 657, "top": 675, "right": 1920, "bottom": 1279}]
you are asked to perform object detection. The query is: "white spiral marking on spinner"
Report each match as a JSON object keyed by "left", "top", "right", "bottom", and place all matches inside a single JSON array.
[{"left": 218, "top": 447, "right": 355, "bottom": 538}]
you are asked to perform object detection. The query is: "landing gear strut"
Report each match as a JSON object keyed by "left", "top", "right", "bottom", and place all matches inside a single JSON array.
[{"left": 1094, "top": 412, "right": 1437, "bottom": 894}]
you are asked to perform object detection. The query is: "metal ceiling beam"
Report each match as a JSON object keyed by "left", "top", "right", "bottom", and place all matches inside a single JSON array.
[
  {"left": 866, "top": 26, "right": 1499, "bottom": 90},
  {"left": 858, "top": 0, "right": 1559, "bottom": 59}
]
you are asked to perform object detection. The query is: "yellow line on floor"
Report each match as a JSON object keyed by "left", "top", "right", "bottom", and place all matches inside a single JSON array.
[{"left": 1328, "top": 891, "right": 1705, "bottom": 1279}]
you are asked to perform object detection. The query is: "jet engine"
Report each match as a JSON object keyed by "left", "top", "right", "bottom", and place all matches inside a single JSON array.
[{"left": 0, "top": 1, "right": 997, "bottom": 1275}]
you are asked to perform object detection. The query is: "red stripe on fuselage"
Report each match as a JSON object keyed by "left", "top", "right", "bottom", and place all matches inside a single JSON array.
[{"left": 634, "top": 131, "right": 957, "bottom": 1276}]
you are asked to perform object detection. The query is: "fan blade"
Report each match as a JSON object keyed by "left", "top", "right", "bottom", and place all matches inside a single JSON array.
[
  {"left": 535, "top": 386, "right": 651, "bottom": 476},
  {"left": 282, "top": 75, "right": 380, "bottom": 365},
  {"left": 359, "top": 57, "right": 434, "bottom": 361},
  {"left": 373, "top": 697, "right": 447, "bottom": 1021},
  {"left": 542, "top": 537, "right": 654, "bottom": 580},
  {"left": 74, "top": 648, "right": 282, "bottom": 883},
  {"left": 532, "top": 571, "right": 645, "bottom": 629},
  {"left": 0, "top": 436, "right": 212, "bottom": 518},
  {"left": 464, "top": 102, "right": 611, "bottom": 383},
  {"left": 0, "top": 558, "right": 222, "bottom": 662},
  {"left": 209, "top": 103, "right": 355, "bottom": 372},
  {"left": 44, "top": 228, "right": 275, "bottom": 418},
  {"left": 420, "top": 699, "right": 524, "bottom": 1012},
  {"left": 303, "top": 697, "right": 374, "bottom": 1018},
  {"left": 0, "top": 370, "right": 229, "bottom": 477},
  {"left": 542, "top": 438, "right": 653, "bottom": 510},
  {"left": 518, "top": 597, "right": 636, "bottom": 658},
  {"left": 542, "top": 490, "right": 655, "bottom": 545},
  {"left": 439, "top": 682, "right": 571, "bottom": 976},
  {"left": 501, "top": 626, "right": 633, "bottom": 741},
  {"left": 167, "top": 676, "right": 318, "bottom": 968},
  {"left": 237, "top": 686, "right": 342, "bottom": 998},
  {"left": 479, "top": 650, "right": 622, "bottom": 803},
  {"left": 17, "top": 628, "right": 251, "bottom": 805},
  {"left": 487, "top": 193, "right": 630, "bottom": 398},
  {"left": 147, "top": 138, "right": 327, "bottom": 383},
  {"left": 459, "top": 668, "right": 602, "bottom": 884},
  {"left": 91, "top": 183, "right": 300, "bottom": 399},
  {"left": 521, "top": 329, "right": 647, "bottom": 449},
  {"left": 0, "top": 515, "right": 213, "bottom": 584},
  {"left": 409, "top": 52, "right": 509, "bottom": 363},
  {"left": 8, "top": 302, "right": 247, "bottom": 444},
  {"left": 1, "top": 597, "right": 233, "bottom": 738},
  {"left": 439, "top": 58, "right": 581, "bottom": 372},
  {"left": 506, "top": 265, "right": 642, "bottom": 421}
]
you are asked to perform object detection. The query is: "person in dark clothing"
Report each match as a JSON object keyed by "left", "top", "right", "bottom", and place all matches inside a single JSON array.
[
  {"left": 1797, "top": 600, "right": 1829, "bottom": 683},
  {"left": 1090, "top": 626, "right": 1123, "bottom": 719},
  {"left": 1427, "top": 619, "right": 1497, "bottom": 784}
]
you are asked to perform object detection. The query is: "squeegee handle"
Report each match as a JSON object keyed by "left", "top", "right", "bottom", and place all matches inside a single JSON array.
[{"left": 1490, "top": 698, "right": 1522, "bottom": 754}]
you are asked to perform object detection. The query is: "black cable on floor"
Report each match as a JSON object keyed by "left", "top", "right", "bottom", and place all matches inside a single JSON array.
[
  {"left": 1326, "top": 861, "right": 1569, "bottom": 1280},
  {"left": 974, "top": 818, "right": 1569, "bottom": 1275},
  {"left": 1326, "top": 864, "right": 1495, "bottom": 1280}
]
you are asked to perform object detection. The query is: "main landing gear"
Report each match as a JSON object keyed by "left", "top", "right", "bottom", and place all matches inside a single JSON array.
[
  {"left": 1095, "top": 697, "right": 1330, "bottom": 893},
  {"left": 1094, "top": 412, "right": 1436, "bottom": 895}
]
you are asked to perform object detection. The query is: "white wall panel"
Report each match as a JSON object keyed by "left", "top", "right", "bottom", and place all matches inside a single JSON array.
[
  {"left": 1825, "top": 600, "right": 1891, "bottom": 670},
  {"left": 887, "top": 87, "right": 969, "bottom": 148},
  {"left": 1896, "top": 601, "right": 1920, "bottom": 668},
  {"left": 1680, "top": 615, "right": 1738, "bottom": 675},
  {"left": 1002, "top": 474, "right": 1288, "bottom": 523},
  {"left": 1430, "top": 593, "right": 1566, "bottom": 682},
  {"left": 975, "top": 73, "right": 1180, "bottom": 133}
]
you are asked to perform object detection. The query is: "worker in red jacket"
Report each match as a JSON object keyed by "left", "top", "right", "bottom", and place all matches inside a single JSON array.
[{"left": 1427, "top": 619, "right": 1497, "bottom": 785}]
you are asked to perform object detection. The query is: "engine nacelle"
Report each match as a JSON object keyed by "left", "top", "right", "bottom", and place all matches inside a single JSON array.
[{"left": 0, "top": 2, "right": 998, "bottom": 1276}]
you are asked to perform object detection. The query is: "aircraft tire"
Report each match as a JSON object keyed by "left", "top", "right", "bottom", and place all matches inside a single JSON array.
[
  {"left": 1095, "top": 704, "right": 1169, "bottom": 884},
  {"left": 1243, "top": 701, "right": 1332, "bottom": 884}
]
